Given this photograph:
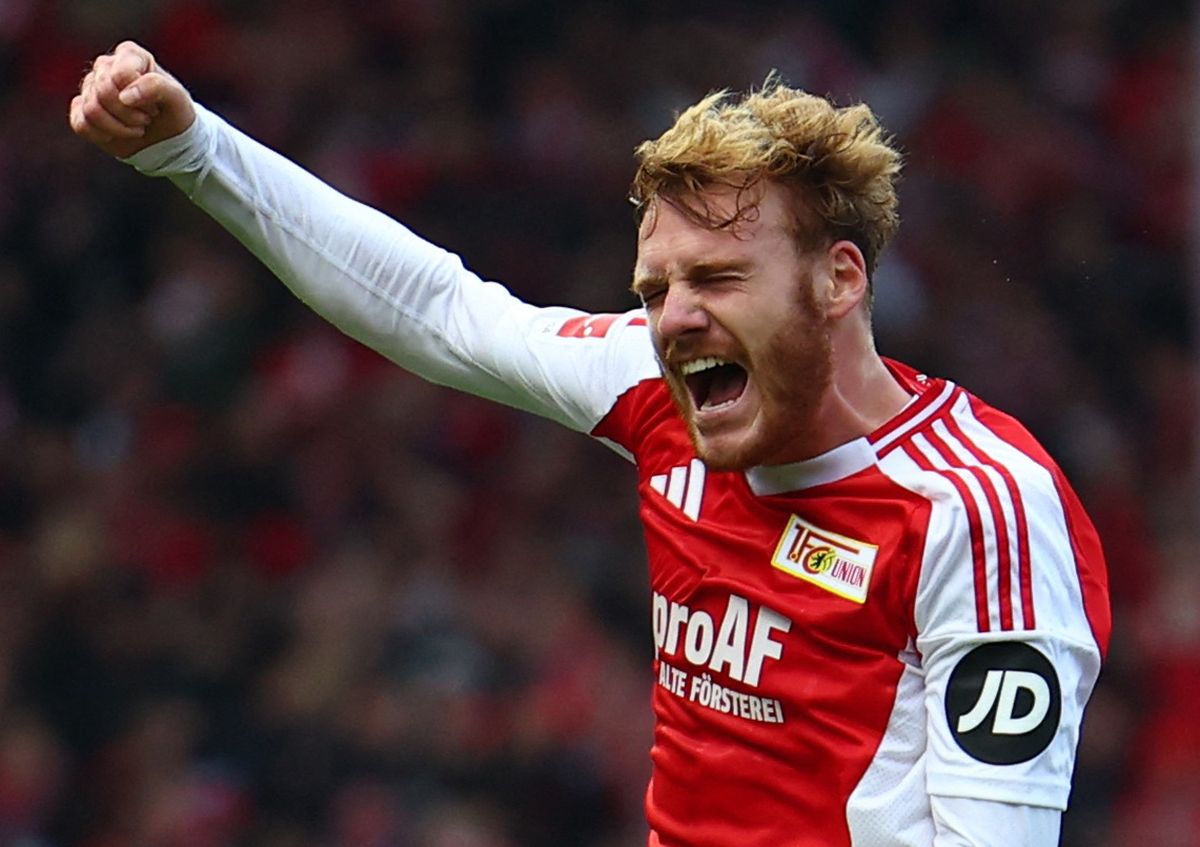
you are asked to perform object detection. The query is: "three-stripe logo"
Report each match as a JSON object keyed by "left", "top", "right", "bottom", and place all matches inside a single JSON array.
[{"left": 649, "top": 459, "right": 706, "bottom": 521}]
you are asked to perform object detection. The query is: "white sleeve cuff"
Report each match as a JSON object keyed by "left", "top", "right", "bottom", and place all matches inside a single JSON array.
[
  {"left": 121, "top": 102, "right": 217, "bottom": 177},
  {"left": 932, "top": 795, "right": 1061, "bottom": 846}
]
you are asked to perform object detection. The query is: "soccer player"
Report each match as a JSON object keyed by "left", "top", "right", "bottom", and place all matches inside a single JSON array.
[{"left": 71, "top": 42, "right": 1110, "bottom": 846}]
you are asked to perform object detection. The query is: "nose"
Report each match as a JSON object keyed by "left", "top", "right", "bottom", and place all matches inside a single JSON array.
[{"left": 654, "top": 283, "right": 709, "bottom": 341}]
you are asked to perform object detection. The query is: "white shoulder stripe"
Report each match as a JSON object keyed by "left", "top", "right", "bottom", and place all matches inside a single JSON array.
[
  {"left": 873, "top": 380, "right": 958, "bottom": 453},
  {"left": 931, "top": 410, "right": 1027, "bottom": 628},
  {"left": 930, "top": 417, "right": 1026, "bottom": 631},
  {"left": 910, "top": 430, "right": 1002, "bottom": 632}
]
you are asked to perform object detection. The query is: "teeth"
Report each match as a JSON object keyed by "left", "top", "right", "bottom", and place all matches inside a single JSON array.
[{"left": 680, "top": 357, "right": 729, "bottom": 376}]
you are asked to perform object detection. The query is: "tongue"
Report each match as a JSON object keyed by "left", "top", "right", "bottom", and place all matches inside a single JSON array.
[{"left": 702, "top": 364, "right": 747, "bottom": 409}]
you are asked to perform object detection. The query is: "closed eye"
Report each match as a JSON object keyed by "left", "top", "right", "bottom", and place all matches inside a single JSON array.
[
  {"left": 632, "top": 275, "right": 668, "bottom": 305},
  {"left": 697, "top": 269, "right": 749, "bottom": 284},
  {"left": 639, "top": 286, "right": 666, "bottom": 306}
]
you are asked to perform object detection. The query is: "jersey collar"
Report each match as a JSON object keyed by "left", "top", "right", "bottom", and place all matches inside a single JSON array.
[
  {"left": 743, "top": 358, "right": 951, "bottom": 495},
  {"left": 744, "top": 437, "right": 878, "bottom": 495}
]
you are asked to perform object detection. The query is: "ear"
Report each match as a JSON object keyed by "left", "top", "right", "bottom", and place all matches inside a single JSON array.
[{"left": 823, "top": 240, "right": 869, "bottom": 319}]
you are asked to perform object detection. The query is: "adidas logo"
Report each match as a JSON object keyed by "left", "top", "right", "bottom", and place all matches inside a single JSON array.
[{"left": 649, "top": 459, "right": 707, "bottom": 521}]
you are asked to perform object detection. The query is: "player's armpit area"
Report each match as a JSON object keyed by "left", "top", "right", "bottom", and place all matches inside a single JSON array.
[{"left": 930, "top": 794, "right": 1061, "bottom": 846}]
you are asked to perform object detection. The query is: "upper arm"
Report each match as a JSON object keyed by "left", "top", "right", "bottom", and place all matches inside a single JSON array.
[
  {"left": 477, "top": 303, "right": 663, "bottom": 432},
  {"left": 902, "top": 398, "right": 1106, "bottom": 810}
]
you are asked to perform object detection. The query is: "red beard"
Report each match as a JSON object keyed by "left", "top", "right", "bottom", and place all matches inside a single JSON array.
[{"left": 663, "top": 284, "right": 833, "bottom": 471}]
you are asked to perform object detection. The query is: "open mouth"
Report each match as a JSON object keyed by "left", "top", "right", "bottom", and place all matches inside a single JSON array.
[{"left": 681, "top": 357, "right": 749, "bottom": 411}]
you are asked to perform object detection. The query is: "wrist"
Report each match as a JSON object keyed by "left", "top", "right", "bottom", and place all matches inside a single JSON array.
[{"left": 122, "top": 102, "right": 211, "bottom": 176}]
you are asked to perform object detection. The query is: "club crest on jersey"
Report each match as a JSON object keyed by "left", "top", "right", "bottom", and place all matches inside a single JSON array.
[{"left": 771, "top": 515, "right": 878, "bottom": 604}]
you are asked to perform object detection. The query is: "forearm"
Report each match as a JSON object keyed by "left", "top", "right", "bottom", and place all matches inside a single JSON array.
[
  {"left": 124, "top": 103, "right": 662, "bottom": 434},
  {"left": 125, "top": 105, "right": 554, "bottom": 410}
]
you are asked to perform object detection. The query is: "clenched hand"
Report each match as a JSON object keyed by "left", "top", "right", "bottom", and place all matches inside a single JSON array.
[{"left": 69, "top": 41, "right": 196, "bottom": 159}]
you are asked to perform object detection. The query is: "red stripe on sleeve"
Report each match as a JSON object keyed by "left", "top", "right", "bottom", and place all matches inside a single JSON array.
[
  {"left": 943, "top": 414, "right": 1035, "bottom": 630},
  {"left": 925, "top": 425, "right": 1015, "bottom": 631},
  {"left": 967, "top": 397, "right": 1110, "bottom": 656},
  {"left": 871, "top": 380, "right": 944, "bottom": 450},
  {"left": 902, "top": 439, "right": 991, "bottom": 632}
]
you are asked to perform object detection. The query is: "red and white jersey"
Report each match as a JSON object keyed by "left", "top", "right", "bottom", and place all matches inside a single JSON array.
[
  {"left": 591, "top": 347, "right": 1110, "bottom": 845},
  {"left": 129, "top": 106, "right": 1111, "bottom": 846}
]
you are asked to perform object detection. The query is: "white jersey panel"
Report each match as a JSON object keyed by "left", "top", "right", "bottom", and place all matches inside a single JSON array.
[
  {"left": 845, "top": 661, "right": 935, "bottom": 847},
  {"left": 906, "top": 430, "right": 1006, "bottom": 633},
  {"left": 845, "top": 653, "right": 1064, "bottom": 847},
  {"left": 125, "top": 105, "right": 661, "bottom": 433}
]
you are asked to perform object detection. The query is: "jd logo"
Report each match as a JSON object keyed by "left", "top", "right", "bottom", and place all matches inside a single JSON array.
[{"left": 945, "top": 642, "right": 1061, "bottom": 765}]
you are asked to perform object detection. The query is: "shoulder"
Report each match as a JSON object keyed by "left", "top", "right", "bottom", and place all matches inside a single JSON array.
[
  {"left": 873, "top": 374, "right": 1108, "bottom": 652},
  {"left": 874, "top": 377, "right": 1072, "bottom": 527}
]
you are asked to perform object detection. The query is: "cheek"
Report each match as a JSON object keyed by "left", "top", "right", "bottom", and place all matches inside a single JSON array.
[{"left": 649, "top": 326, "right": 668, "bottom": 360}]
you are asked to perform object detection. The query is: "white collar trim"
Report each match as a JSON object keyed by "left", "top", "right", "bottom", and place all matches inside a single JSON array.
[{"left": 744, "top": 437, "right": 877, "bottom": 496}]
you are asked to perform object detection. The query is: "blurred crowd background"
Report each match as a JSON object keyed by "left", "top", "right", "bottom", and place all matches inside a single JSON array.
[{"left": 0, "top": 0, "right": 1196, "bottom": 844}]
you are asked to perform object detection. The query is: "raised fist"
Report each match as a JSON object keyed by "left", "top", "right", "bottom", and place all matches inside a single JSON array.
[{"left": 69, "top": 41, "right": 196, "bottom": 159}]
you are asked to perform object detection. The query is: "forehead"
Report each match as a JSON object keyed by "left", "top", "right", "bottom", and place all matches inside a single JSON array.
[{"left": 634, "top": 182, "right": 795, "bottom": 273}]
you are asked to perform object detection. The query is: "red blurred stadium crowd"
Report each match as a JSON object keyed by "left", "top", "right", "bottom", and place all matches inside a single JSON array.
[{"left": 0, "top": 0, "right": 1196, "bottom": 844}]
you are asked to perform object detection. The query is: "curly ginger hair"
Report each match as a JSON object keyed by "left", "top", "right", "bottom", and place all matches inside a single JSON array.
[{"left": 631, "top": 79, "right": 903, "bottom": 277}]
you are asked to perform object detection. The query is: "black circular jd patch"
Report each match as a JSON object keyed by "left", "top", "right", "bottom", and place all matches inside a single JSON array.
[{"left": 945, "top": 642, "right": 1061, "bottom": 765}]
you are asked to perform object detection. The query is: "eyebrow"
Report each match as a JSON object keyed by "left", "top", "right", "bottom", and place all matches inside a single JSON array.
[
  {"left": 630, "top": 271, "right": 668, "bottom": 297},
  {"left": 630, "top": 259, "right": 753, "bottom": 297}
]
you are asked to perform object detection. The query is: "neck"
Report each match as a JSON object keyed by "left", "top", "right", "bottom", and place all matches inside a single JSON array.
[{"left": 802, "top": 325, "right": 910, "bottom": 459}]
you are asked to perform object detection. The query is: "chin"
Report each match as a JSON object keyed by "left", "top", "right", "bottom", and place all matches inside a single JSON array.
[
  {"left": 689, "top": 402, "right": 820, "bottom": 470},
  {"left": 689, "top": 426, "right": 770, "bottom": 472}
]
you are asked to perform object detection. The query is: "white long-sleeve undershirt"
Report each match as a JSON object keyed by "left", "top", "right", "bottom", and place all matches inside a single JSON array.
[{"left": 125, "top": 104, "right": 660, "bottom": 433}]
